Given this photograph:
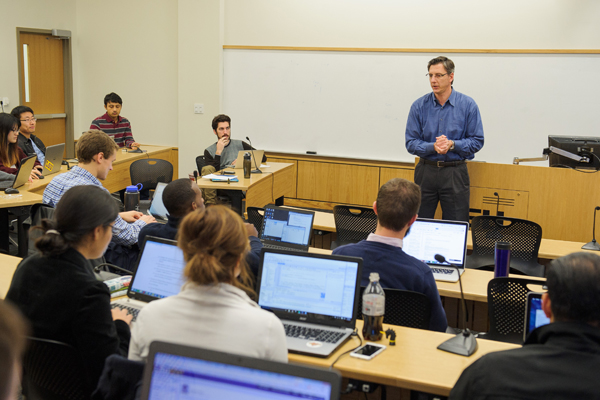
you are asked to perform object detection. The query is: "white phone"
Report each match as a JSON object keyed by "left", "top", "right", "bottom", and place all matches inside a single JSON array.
[{"left": 349, "top": 343, "right": 386, "bottom": 360}]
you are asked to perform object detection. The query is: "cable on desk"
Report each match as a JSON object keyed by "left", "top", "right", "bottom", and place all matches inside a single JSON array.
[{"left": 330, "top": 329, "right": 362, "bottom": 371}]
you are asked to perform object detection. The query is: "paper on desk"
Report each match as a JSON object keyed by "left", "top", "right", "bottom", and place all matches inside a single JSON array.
[{"left": 202, "top": 174, "right": 238, "bottom": 182}]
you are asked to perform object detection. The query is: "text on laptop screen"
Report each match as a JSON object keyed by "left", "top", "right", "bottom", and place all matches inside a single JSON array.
[
  {"left": 402, "top": 220, "right": 468, "bottom": 266},
  {"left": 130, "top": 240, "right": 186, "bottom": 299},
  {"left": 147, "top": 353, "right": 333, "bottom": 400},
  {"left": 261, "top": 208, "right": 313, "bottom": 245},
  {"left": 258, "top": 252, "right": 358, "bottom": 321}
]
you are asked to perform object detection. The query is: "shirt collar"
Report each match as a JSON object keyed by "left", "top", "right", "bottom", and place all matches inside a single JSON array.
[
  {"left": 366, "top": 232, "right": 403, "bottom": 248},
  {"left": 430, "top": 88, "right": 456, "bottom": 107},
  {"left": 71, "top": 166, "right": 102, "bottom": 186},
  {"left": 102, "top": 112, "right": 122, "bottom": 124}
]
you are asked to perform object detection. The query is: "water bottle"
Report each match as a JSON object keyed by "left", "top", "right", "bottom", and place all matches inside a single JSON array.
[
  {"left": 243, "top": 152, "right": 252, "bottom": 179},
  {"left": 124, "top": 183, "right": 143, "bottom": 211},
  {"left": 494, "top": 241, "right": 511, "bottom": 278},
  {"left": 362, "top": 272, "right": 385, "bottom": 341}
]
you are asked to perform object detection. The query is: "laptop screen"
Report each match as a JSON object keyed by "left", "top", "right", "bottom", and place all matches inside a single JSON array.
[
  {"left": 129, "top": 237, "right": 186, "bottom": 300},
  {"left": 402, "top": 218, "right": 469, "bottom": 267},
  {"left": 260, "top": 207, "right": 314, "bottom": 246},
  {"left": 148, "top": 182, "right": 169, "bottom": 220},
  {"left": 258, "top": 250, "right": 360, "bottom": 323},
  {"left": 524, "top": 292, "right": 550, "bottom": 338}
]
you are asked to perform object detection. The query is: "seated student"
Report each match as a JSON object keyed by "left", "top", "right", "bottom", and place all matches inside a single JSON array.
[
  {"left": 138, "top": 178, "right": 264, "bottom": 275},
  {"left": 201, "top": 114, "right": 267, "bottom": 205},
  {"left": 332, "top": 178, "right": 447, "bottom": 332},
  {"left": 0, "top": 300, "right": 30, "bottom": 400},
  {"left": 11, "top": 105, "right": 46, "bottom": 167},
  {"left": 128, "top": 206, "right": 287, "bottom": 362},
  {"left": 450, "top": 252, "right": 600, "bottom": 400},
  {"left": 0, "top": 113, "right": 41, "bottom": 179},
  {"left": 90, "top": 92, "right": 140, "bottom": 149},
  {"left": 6, "top": 185, "right": 132, "bottom": 390}
]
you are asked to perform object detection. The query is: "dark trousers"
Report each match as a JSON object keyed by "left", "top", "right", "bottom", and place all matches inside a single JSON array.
[{"left": 414, "top": 161, "right": 470, "bottom": 222}]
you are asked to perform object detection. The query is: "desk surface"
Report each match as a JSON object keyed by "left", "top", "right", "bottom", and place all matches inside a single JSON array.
[
  {"left": 289, "top": 320, "right": 519, "bottom": 396},
  {"left": 0, "top": 254, "right": 21, "bottom": 298},
  {"left": 196, "top": 162, "right": 293, "bottom": 190}
]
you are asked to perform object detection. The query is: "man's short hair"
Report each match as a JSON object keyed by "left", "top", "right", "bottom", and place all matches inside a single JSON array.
[
  {"left": 428, "top": 56, "right": 455, "bottom": 83},
  {"left": 546, "top": 252, "right": 600, "bottom": 324},
  {"left": 0, "top": 300, "right": 29, "bottom": 400},
  {"left": 10, "top": 105, "right": 34, "bottom": 120},
  {"left": 376, "top": 178, "right": 421, "bottom": 232},
  {"left": 76, "top": 130, "right": 119, "bottom": 163},
  {"left": 104, "top": 92, "right": 122, "bottom": 106},
  {"left": 212, "top": 114, "right": 231, "bottom": 131},
  {"left": 163, "top": 179, "right": 197, "bottom": 218}
]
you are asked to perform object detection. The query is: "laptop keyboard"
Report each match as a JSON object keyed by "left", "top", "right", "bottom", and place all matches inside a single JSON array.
[
  {"left": 431, "top": 267, "right": 454, "bottom": 275},
  {"left": 262, "top": 243, "right": 306, "bottom": 252},
  {"left": 111, "top": 303, "right": 141, "bottom": 322},
  {"left": 283, "top": 324, "right": 345, "bottom": 343}
]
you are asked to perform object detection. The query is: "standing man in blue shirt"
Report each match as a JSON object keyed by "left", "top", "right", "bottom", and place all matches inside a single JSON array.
[{"left": 405, "top": 56, "right": 484, "bottom": 222}]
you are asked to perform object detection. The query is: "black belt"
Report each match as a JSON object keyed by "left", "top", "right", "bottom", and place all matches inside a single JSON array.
[{"left": 421, "top": 159, "right": 466, "bottom": 167}]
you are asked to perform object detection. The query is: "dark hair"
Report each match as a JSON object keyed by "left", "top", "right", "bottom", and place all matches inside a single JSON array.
[
  {"left": 211, "top": 114, "right": 231, "bottom": 131},
  {"left": 428, "top": 56, "right": 455, "bottom": 84},
  {"left": 103, "top": 92, "right": 122, "bottom": 106},
  {"left": 0, "top": 113, "right": 20, "bottom": 168},
  {"left": 76, "top": 130, "right": 118, "bottom": 163},
  {"left": 546, "top": 252, "right": 600, "bottom": 324},
  {"left": 178, "top": 206, "right": 255, "bottom": 298},
  {"left": 376, "top": 178, "right": 421, "bottom": 232},
  {"left": 10, "top": 105, "right": 34, "bottom": 120},
  {"left": 34, "top": 185, "right": 118, "bottom": 256},
  {"left": 0, "top": 300, "right": 29, "bottom": 400},
  {"left": 163, "top": 179, "right": 197, "bottom": 218}
]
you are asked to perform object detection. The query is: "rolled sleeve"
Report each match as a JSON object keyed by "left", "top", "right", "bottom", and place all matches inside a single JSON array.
[{"left": 112, "top": 216, "right": 146, "bottom": 246}]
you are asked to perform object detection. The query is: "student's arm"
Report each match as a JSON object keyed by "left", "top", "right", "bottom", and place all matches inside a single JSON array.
[
  {"left": 243, "top": 142, "right": 267, "bottom": 162},
  {"left": 204, "top": 148, "right": 220, "bottom": 170},
  {"left": 122, "top": 120, "right": 136, "bottom": 148}
]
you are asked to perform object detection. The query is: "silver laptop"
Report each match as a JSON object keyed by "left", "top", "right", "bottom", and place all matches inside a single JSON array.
[
  {"left": 40, "top": 143, "right": 65, "bottom": 176},
  {"left": 259, "top": 205, "right": 315, "bottom": 252},
  {"left": 227, "top": 149, "right": 264, "bottom": 169},
  {"left": 523, "top": 291, "right": 550, "bottom": 341},
  {"left": 147, "top": 182, "right": 169, "bottom": 221},
  {"left": 402, "top": 218, "right": 470, "bottom": 282},
  {"left": 141, "top": 341, "right": 341, "bottom": 400},
  {"left": 112, "top": 236, "right": 185, "bottom": 320},
  {"left": 257, "top": 248, "right": 362, "bottom": 357},
  {"left": 0, "top": 155, "right": 37, "bottom": 190}
]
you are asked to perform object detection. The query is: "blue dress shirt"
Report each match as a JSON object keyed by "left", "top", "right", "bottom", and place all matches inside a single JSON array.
[
  {"left": 30, "top": 139, "right": 45, "bottom": 165},
  {"left": 405, "top": 89, "right": 484, "bottom": 161}
]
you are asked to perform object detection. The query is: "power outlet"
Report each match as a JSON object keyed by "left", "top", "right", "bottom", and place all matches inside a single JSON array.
[
  {"left": 0, "top": 97, "right": 8, "bottom": 110},
  {"left": 194, "top": 103, "right": 204, "bottom": 114}
]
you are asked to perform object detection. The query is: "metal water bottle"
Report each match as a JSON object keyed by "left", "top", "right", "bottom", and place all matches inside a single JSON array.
[
  {"left": 124, "top": 183, "right": 143, "bottom": 211},
  {"left": 494, "top": 241, "right": 511, "bottom": 278},
  {"left": 243, "top": 152, "right": 251, "bottom": 179},
  {"left": 362, "top": 272, "right": 385, "bottom": 341}
]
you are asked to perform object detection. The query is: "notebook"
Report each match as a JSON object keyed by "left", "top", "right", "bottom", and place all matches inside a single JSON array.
[
  {"left": 147, "top": 182, "right": 169, "bottom": 221},
  {"left": 402, "top": 218, "right": 470, "bottom": 282},
  {"left": 257, "top": 248, "right": 362, "bottom": 357},
  {"left": 259, "top": 205, "right": 315, "bottom": 251},
  {"left": 228, "top": 149, "right": 264, "bottom": 170},
  {"left": 40, "top": 143, "right": 65, "bottom": 176},
  {"left": 523, "top": 291, "right": 550, "bottom": 341},
  {"left": 111, "top": 236, "right": 186, "bottom": 320},
  {"left": 0, "top": 155, "right": 37, "bottom": 190},
  {"left": 140, "top": 341, "right": 341, "bottom": 400}
]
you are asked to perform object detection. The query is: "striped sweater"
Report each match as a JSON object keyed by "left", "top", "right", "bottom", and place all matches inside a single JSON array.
[{"left": 90, "top": 113, "right": 135, "bottom": 148}]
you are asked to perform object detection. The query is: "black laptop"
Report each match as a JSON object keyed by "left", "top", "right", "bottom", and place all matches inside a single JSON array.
[{"left": 259, "top": 205, "right": 315, "bottom": 251}]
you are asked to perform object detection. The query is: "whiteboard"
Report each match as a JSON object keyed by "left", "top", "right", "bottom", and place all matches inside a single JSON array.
[{"left": 223, "top": 49, "right": 600, "bottom": 165}]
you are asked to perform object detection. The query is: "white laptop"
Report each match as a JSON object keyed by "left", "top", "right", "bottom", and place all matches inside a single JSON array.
[
  {"left": 257, "top": 248, "right": 362, "bottom": 357},
  {"left": 40, "top": 143, "right": 65, "bottom": 176},
  {"left": 227, "top": 149, "right": 264, "bottom": 169},
  {"left": 111, "top": 236, "right": 186, "bottom": 320},
  {"left": 402, "top": 218, "right": 470, "bottom": 282},
  {"left": 259, "top": 205, "right": 315, "bottom": 252}
]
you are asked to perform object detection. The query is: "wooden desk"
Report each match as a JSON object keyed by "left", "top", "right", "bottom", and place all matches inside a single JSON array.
[
  {"left": 0, "top": 254, "right": 21, "bottom": 298},
  {"left": 289, "top": 320, "right": 518, "bottom": 396}
]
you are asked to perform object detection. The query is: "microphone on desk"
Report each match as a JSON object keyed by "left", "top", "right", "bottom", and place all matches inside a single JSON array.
[
  {"left": 493, "top": 192, "right": 500, "bottom": 215},
  {"left": 245, "top": 136, "right": 262, "bottom": 174},
  {"left": 582, "top": 206, "right": 600, "bottom": 251},
  {"left": 434, "top": 254, "right": 478, "bottom": 357}
]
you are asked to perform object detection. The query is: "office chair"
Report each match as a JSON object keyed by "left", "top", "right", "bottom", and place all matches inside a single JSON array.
[
  {"left": 356, "top": 287, "right": 432, "bottom": 330},
  {"left": 22, "top": 337, "right": 91, "bottom": 400},
  {"left": 129, "top": 158, "right": 173, "bottom": 207},
  {"left": 246, "top": 207, "right": 264, "bottom": 232},
  {"left": 93, "top": 354, "right": 145, "bottom": 400},
  {"left": 331, "top": 205, "right": 377, "bottom": 250},
  {"left": 467, "top": 216, "right": 545, "bottom": 277},
  {"left": 478, "top": 276, "right": 546, "bottom": 344},
  {"left": 195, "top": 155, "right": 206, "bottom": 174}
]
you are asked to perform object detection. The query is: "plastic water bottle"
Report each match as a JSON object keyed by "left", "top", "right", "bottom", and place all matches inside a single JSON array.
[
  {"left": 362, "top": 272, "right": 385, "bottom": 341},
  {"left": 243, "top": 152, "right": 252, "bottom": 179},
  {"left": 124, "top": 183, "right": 143, "bottom": 211}
]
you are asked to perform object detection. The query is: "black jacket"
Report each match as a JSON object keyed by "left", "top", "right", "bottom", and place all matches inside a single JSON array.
[
  {"left": 17, "top": 132, "right": 46, "bottom": 158},
  {"left": 450, "top": 322, "right": 600, "bottom": 400},
  {"left": 6, "top": 248, "right": 130, "bottom": 390}
]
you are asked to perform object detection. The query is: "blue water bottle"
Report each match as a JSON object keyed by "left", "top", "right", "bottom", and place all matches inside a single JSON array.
[{"left": 494, "top": 241, "right": 511, "bottom": 278}]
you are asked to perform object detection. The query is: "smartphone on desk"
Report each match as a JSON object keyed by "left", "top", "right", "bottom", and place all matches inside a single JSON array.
[
  {"left": 350, "top": 343, "right": 386, "bottom": 360},
  {"left": 222, "top": 171, "right": 235, "bottom": 175}
]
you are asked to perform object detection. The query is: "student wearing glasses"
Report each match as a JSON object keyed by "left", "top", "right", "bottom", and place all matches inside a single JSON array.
[
  {"left": 11, "top": 105, "right": 46, "bottom": 169},
  {"left": 0, "top": 113, "right": 41, "bottom": 180}
]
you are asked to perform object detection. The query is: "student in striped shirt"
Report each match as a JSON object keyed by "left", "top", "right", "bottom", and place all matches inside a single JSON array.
[{"left": 90, "top": 92, "right": 140, "bottom": 149}]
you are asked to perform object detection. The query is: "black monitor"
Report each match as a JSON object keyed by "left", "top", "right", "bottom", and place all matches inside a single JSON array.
[{"left": 548, "top": 136, "right": 600, "bottom": 170}]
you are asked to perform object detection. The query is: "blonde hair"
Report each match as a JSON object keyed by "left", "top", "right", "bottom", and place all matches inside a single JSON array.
[{"left": 178, "top": 206, "right": 255, "bottom": 297}]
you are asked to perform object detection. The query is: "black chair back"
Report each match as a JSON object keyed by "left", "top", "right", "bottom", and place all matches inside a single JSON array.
[
  {"left": 22, "top": 337, "right": 91, "bottom": 400},
  {"left": 129, "top": 158, "right": 173, "bottom": 191},
  {"left": 246, "top": 207, "right": 264, "bottom": 233},
  {"left": 196, "top": 155, "right": 206, "bottom": 173},
  {"left": 357, "top": 287, "right": 432, "bottom": 330},
  {"left": 331, "top": 205, "right": 377, "bottom": 249}
]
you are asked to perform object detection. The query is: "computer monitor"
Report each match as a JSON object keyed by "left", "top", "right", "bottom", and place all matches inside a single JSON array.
[{"left": 548, "top": 136, "right": 600, "bottom": 170}]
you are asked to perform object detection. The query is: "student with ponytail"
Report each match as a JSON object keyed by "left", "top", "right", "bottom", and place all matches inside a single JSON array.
[
  {"left": 6, "top": 185, "right": 132, "bottom": 390},
  {"left": 128, "top": 205, "right": 287, "bottom": 362}
]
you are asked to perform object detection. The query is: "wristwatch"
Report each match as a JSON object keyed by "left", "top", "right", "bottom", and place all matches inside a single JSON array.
[{"left": 450, "top": 140, "right": 455, "bottom": 151}]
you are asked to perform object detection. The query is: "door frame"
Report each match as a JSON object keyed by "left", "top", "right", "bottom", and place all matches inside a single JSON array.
[{"left": 16, "top": 27, "right": 75, "bottom": 158}]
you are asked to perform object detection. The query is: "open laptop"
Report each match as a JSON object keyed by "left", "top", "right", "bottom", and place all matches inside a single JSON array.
[
  {"left": 227, "top": 149, "right": 264, "bottom": 169},
  {"left": 257, "top": 248, "right": 362, "bottom": 357},
  {"left": 140, "top": 341, "right": 341, "bottom": 400},
  {"left": 259, "top": 205, "right": 315, "bottom": 251},
  {"left": 0, "top": 155, "right": 37, "bottom": 191},
  {"left": 40, "top": 143, "right": 65, "bottom": 177},
  {"left": 111, "top": 236, "right": 186, "bottom": 320},
  {"left": 147, "top": 182, "right": 169, "bottom": 221},
  {"left": 523, "top": 291, "right": 550, "bottom": 341},
  {"left": 402, "top": 218, "right": 470, "bottom": 282}
]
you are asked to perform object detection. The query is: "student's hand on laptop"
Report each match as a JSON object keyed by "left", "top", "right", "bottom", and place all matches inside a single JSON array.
[
  {"left": 111, "top": 308, "right": 133, "bottom": 326},
  {"left": 140, "top": 215, "right": 157, "bottom": 224},
  {"left": 120, "top": 211, "right": 144, "bottom": 222},
  {"left": 245, "top": 223, "right": 259, "bottom": 238}
]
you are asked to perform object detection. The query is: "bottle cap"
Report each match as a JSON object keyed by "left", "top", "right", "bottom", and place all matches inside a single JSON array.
[
  {"left": 369, "top": 272, "right": 380, "bottom": 282},
  {"left": 125, "top": 185, "right": 139, "bottom": 193},
  {"left": 495, "top": 241, "right": 512, "bottom": 250}
]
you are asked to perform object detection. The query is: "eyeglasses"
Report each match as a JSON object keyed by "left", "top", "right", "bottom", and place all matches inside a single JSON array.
[
  {"left": 11, "top": 127, "right": 19, "bottom": 133},
  {"left": 426, "top": 73, "right": 448, "bottom": 79},
  {"left": 20, "top": 118, "right": 37, "bottom": 123}
]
